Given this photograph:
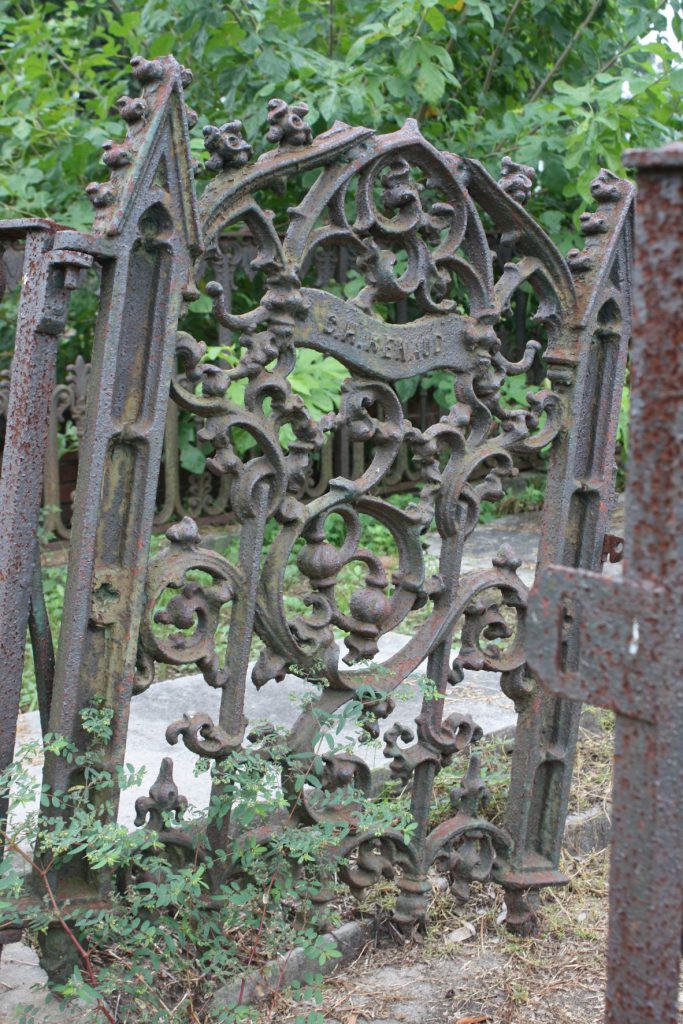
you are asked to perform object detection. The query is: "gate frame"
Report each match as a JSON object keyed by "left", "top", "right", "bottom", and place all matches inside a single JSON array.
[
  {"left": 527, "top": 140, "right": 683, "bottom": 1023},
  {"left": 0, "top": 55, "right": 637, "bottom": 976}
]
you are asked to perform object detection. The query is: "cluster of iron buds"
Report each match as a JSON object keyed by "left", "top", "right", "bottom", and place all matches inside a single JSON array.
[
  {"left": 85, "top": 55, "right": 193, "bottom": 211},
  {"left": 266, "top": 98, "right": 313, "bottom": 148},
  {"left": 203, "top": 120, "right": 253, "bottom": 171},
  {"left": 498, "top": 155, "right": 536, "bottom": 206},
  {"left": 568, "top": 168, "right": 629, "bottom": 277},
  {"left": 199, "top": 97, "right": 316, "bottom": 175}
]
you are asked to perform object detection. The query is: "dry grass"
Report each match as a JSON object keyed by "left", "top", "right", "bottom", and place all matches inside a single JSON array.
[
  {"left": 266, "top": 850, "right": 611, "bottom": 1024},
  {"left": 265, "top": 718, "right": 624, "bottom": 1024}
]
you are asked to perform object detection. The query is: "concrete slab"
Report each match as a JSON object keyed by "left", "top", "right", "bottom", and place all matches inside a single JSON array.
[
  {"left": 0, "top": 944, "right": 88, "bottom": 1023},
  {"left": 11, "top": 630, "right": 516, "bottom": 831}
]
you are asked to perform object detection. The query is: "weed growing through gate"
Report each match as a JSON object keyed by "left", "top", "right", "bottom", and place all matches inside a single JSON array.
[{"left": 0, "top": 696, "right": 417, "bottom": 1023}]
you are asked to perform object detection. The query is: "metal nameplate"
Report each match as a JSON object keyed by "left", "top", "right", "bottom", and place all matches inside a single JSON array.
[{"left": 297, "top": 289, "right": 478, "bottom": 379}]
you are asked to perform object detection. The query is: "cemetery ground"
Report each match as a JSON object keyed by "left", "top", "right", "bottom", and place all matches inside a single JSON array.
[
  {"left": 268, "top": 720, "right": 618, "bottom": 1024},
  {"left": 0, "top": 716, "right": 622, "bottom": 1024},
  {"left": 0, "top": 505, "right": 648, "bottom": 1024}
]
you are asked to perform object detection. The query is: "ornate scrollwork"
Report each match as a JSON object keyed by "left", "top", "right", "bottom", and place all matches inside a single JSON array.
[
  {"left": 136, "top": 517, "right": 241, "bottom": 692},
  {"left": 498, "top": 156, "right": 536, "bottom": 206},
  {"left": 382, "top": 711, "right": 483, "bottom": 786},
  {"left": 425, "top": 754, "right": 513, "bottom": 903},
  {"left": 166, "top": 711, "right": 244, "bottom": 759},
  {"left": 126, "top": 94, "right": 631, "bottom": 924},
  {"left": 450, "top": 545, "right": 528, "bottom": 682},
  {"left": 336, "top": 831, "right": 419, "bottom": 901}
]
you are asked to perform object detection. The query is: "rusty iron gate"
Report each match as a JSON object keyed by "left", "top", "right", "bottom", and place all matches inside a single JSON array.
[
  {"left": 0, "top": 235, "right": 542, "bottom": 541},
  {"left": 0, "top": 55, "right": 634, "bottom": 971},
  {"left": 528, "top": 142, "right": 683, "bottom": 1023}
]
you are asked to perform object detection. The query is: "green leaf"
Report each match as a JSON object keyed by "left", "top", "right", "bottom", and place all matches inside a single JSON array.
[
  {"left": 346, "top": 36, "right": 368, "bottom": 62},
  {"left": 179, "top": 444, "right": 206, "bottom": 475},
  {"left": 425, "top": 6, "right": 446, "bottom": 31},
  {"left": 255, "top": 50, "right": 290, "bottom": 80},
  {"left": 396, "top": 45, "right": 419, "bottom": 77},
  {"left": 669, "top": 67, "right": 683, "bottom": 91},
  {"left": 416, "top": 61, "right": 445, "bottom": 103}
]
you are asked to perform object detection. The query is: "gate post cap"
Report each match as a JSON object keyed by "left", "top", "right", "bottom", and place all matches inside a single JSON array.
[{"left": 623, "top": 140, "right": 683, "bottom": 170}]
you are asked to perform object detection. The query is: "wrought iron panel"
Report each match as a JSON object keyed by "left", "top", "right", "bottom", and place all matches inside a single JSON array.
[
  {"left": 0, "top": 58, "right": 635, "bottom": 968},
  {"left": 132, "top": 101, "right": 632, "bottom": 925}
]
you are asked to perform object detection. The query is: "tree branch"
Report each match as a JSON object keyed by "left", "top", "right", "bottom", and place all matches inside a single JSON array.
[
  {"left": 328, "top": 0, "right": 335, "bottom": 59},
  {"left": 594, "top": 0, "right": 669, "bottom": 78},
  {"left": 482, "top": 0, "right": 525, "bottom": 94},
  {"left": 529, "top": 0, "right": 604, "bottom": 103},
  {"left": 2, "top": 833, "right": 115, "bottom": 1024}
]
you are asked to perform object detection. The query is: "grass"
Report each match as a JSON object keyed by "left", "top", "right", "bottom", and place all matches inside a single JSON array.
[{"left": 269, "top": 717, "right": 617, "bottom": 1024}]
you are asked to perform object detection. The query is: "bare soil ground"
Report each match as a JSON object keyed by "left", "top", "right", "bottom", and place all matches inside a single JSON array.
[
  {"left": 270, "top": 847, "right": 611, "bottom": 1024},
  {"left": 265, "top": 722, "right": 681, "bottom": 1024}
]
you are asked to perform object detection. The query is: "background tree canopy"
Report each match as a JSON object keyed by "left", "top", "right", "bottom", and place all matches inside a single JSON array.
[
  {"left": 0, "top": 0, "right": 681, "bottom": 249},
  {"left": 0, "top": 0, "right": 680, "bottom": 479}
]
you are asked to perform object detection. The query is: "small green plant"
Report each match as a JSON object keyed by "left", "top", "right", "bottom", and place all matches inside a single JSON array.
[
  {"left": 616, "top": 379, "right": 630, "bottom": 491},
  {"left": 479, "top": 479, "right": 546, "bottom": 522},
  {"left": 0, "top": 697, "right": 415, "bottom": 1023}
]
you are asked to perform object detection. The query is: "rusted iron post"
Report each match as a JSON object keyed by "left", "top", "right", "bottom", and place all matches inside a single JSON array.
[
  {"left": 0, "top": 221, "right": 91, "bottom": 836},
  {"left": 39, "top": 56, "right": 201, "bottom": 925},
  {"left": 527, "top": 140, "right": 683, "bottom": 1024},
  {"left": 497, "top": 170, "right": 634, "bottom": 930}
]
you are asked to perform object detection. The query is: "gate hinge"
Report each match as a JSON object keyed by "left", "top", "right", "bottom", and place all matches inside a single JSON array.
[{"left": 37, "top": 249, "right": 94, "bottom": 335}]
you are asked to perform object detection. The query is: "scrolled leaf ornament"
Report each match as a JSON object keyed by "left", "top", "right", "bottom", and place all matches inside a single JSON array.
[
  {"left": 166, "top": 711, "right": 245, "bottom": 759},
  {"left": 127, "top": 92, "right": 632, "bottom": 927},
  {"left": 136, "top": 517, "right": 242, "bottom": 692}
]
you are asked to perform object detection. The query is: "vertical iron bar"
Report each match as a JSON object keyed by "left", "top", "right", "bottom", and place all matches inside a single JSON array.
[
  {"left": 28, "top": 546, "right": 55, "bottom": 736},
  {"left": 0, "top": 223, "right": 55, "bottom": 843},
  {"left": 395, "top": 522, "right": 467, "bottom": 924},
  {"left": 207, "top": 478, "right": 270, "bottom": 859},
  {"left": 603, "top": 141, "right": 683, "bottom": 1024},
  {"left": 0, "top": 222, "right": 88, "bottom": 841}
]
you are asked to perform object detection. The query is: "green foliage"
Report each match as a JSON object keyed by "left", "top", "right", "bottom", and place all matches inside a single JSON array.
[
  {"left": 0, "top": 0, "right": 680, "bottom": 236},
  {"left": 1, "top": 0, "right": 673, "bottom": 480},
  {"left": 1, "top": 699, "right": 417, "bottom": 1022},
  {"left": 616, "top": 377, "right": 630, "bottom": 489},
  {"left": 479, "top": 477, "right": 546, "bottom": 521}
]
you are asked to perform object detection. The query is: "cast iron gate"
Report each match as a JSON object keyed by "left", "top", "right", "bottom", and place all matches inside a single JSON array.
[{"left": 0, "top": 55, "right": 633, "bottom": 969}]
